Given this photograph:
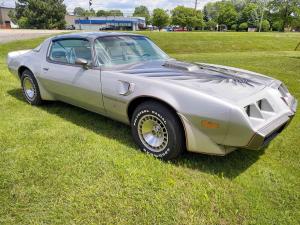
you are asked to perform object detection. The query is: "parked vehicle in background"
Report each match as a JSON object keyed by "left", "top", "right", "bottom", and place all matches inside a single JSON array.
[
  {"left": 99, "top": 25, "right": 116, "bottom": 31},
  {"left": 65, "top": 25, "right": 75, "bottom": 30},
  {"left": 173, "top": 27, "right": 188, "bottom": 32}
]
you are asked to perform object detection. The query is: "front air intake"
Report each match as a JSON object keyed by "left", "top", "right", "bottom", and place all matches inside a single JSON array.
[
  {"left": 257, "top": 99, "right": 274, "bottom": 112},
  {"left": 244, "top": 104, "right": 263, "bottom": 119}
]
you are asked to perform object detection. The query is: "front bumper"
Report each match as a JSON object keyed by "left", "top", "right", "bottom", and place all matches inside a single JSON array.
[{"left": 245, "top": 99, "right": 297, "bottom": 150}]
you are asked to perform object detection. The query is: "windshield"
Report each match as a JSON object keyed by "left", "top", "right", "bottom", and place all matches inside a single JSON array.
[{"left": 94, "top": 35, "right": 169, "bottom": 66}]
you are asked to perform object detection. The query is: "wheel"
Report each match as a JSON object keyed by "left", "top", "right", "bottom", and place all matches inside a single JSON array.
[
  {"left": 131, "top": 101, "right": 185, "bottom": 160},
  {"left": 21, "top": 69, "right": 42, "bottom": 105}
]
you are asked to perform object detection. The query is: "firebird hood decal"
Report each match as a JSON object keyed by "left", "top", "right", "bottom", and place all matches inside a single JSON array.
[
  {"left": 119, "top": 60, "right": 276, "bottom": 102},
  {"left": 184, "top": 73, "right": 263, "bottom": 87},
  {"left": 121, "top": 60, "right": 273, "bottom": 87}
]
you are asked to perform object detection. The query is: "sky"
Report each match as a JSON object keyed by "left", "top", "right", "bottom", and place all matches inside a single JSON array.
[{"left": 0, "top": 0, "right": 216, "bottom": 15}]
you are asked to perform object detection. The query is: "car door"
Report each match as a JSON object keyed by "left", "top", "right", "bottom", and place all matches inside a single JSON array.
[{"left": 40, "top": 38, "right": 105, "bottom": 114}]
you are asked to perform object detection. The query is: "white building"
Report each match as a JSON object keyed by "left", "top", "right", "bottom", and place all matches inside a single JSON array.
[{"left": 75, "top": 16, "right": 146, "bottom": 31}]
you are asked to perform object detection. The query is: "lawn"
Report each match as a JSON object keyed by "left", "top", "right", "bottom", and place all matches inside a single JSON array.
[{"left": 0, "top": 32, "right": 299, "bottom": 225}]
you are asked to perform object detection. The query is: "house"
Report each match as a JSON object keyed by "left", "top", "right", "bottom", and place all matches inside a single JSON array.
[{"left": 0, "top": 6, "right": 15, "bottom": 28}]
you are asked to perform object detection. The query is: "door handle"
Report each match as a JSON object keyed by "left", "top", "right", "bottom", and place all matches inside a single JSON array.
[{"left": 43, "top": 68, "right": 49, "bottom": 71}]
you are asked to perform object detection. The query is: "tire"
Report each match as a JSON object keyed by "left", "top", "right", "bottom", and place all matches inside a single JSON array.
[
  {"left": 131, "top": 101, "right": 185, "bottom": 160},
  {"left": 21, "top": 69, "right": 42, "bottom": 105}
]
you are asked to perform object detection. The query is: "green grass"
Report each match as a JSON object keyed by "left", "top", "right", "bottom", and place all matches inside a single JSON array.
[{"left": 0, "top": 32, "right": 300, "bottom": 224}]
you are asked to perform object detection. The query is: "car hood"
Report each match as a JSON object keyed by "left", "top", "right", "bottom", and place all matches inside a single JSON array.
[{"left": 120, "top": 60, "right": 277, "bottom": 102}]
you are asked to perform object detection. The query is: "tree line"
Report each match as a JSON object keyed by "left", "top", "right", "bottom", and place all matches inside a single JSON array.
[{"left": 9, "top": 0, "right": 300, "bottom": 31}]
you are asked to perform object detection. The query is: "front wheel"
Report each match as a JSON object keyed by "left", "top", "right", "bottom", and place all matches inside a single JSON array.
[{"left": 131, "top": 101, "right": 185, "bottom": 160}]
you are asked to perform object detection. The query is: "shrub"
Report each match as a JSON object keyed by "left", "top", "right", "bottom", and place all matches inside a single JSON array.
[
  {"left": 231, "top": 24, "right": 237, "bottom": 31},
  {"left": 18, "top": 17, "right": 29, "bottom": 28},
  {"left": 272, "top": 21, "right": 283, "bottom": 31},
  {"left": 261, "top": 20, "right": 270, "bottom": 32},
  {"left": 239, "top": 22, "right": 248, "bottom": 31},
  {"left": 205, "top": 20, "right": 217, "bottom": 31}
]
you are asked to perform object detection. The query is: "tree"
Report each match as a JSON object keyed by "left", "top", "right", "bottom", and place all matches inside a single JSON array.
[
  {"left": 231, "top": 24, "right": 238, "bottom": 30},
  {"left": 74, "top": 7, "right": 95, "bottom": 17},
  {"left": 74, "top": 7, "right": 85, "bottom": 16},
  {"left": 240, "top": 3, "right": 260, "bottom": 27},
  {"left": 272, "top": 20, "right": 284, "bottom": 31},
  {"left": 257, "top": 0, "right": 270, "bottom": 32},
  {"left": 203, "top": 2, "right": 219, "bottom": 22},
  {"left": 88, "top": 8, "right": 96, "bottom": 16},
  {"left": 152, "top": 8, "right": 169, "bottom": 31},
  {"left": 133, "top": 5, "right": 150, "bottom": 25},
  {"left": 96, "top": 10, "right": 108, "bottom": 17},
  {"left": 231, "top": 0, "right": 248, "bottom": 11},
  {"left": 107, "top": 10, "right": 123, "bottom": 16},
  {"left": 171, "top": 6, "right": 204, "bottom": 30},
  {"left": 15, "top": 0, "right": 66, "bottom": 29},
  {"left": 203, "top": 1, "right": 238, "bottom": 29},
  {"left": 8, "top": 10, "right": 17, "bottom": 24},
  {"left": 291, "top": 15, "right": 300, "bottom": 31},
  {"left": 268, "top": 0, "right": 300, "bottom": 31},
  {"left": 216, "top": 1, "right": 238, "bottom": 29},
  {"left": 205, "top": 20, "right": 217, "bottom": 30},
  {"left": 261, "top": 19, "right": 270, "bottom": 31}
]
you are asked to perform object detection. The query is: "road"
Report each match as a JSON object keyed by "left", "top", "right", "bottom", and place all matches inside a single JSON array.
[{"left": 0, "top": 29, "right": 69, "bottom": 43}]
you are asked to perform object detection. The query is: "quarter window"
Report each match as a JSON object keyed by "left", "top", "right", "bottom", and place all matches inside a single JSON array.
[{"left": 49, "top": 39, "right": 92, "bottom": 65}]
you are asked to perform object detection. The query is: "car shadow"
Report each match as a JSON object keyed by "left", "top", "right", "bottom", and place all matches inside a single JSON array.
[
  {"left": 173, "top": 148, "right": 265, "bottom": 179},
  {"left": 8, "top": 88, "right": 266, "bottom": 179}
]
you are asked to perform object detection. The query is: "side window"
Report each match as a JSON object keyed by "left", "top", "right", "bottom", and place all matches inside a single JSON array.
[{"left": 49, "top": 39, "right": 92, "bottom": 65}]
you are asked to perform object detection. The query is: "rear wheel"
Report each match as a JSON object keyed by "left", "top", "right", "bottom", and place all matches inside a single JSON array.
[
  {"left": 131, "top": 101, "right": 185, "bottom": 160},
  {"left": 21, "top": 69, "right": 42, "bottom": 105}
]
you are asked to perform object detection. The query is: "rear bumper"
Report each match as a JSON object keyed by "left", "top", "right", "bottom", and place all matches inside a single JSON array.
[{"left": 245, "top": 99, "right": 297, "bottom": 150}]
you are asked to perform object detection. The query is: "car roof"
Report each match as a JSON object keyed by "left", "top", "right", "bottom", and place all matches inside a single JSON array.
[{"left": 52, "top": 32, "right": 144, "bottom": 41}]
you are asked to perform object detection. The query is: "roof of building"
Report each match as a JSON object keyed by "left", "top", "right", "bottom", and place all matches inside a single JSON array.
[
  {"left": 52, "top": 32, "right": 143, "bottom": 40},
  {"left": 0, "top": 6, "right": 15, "bottom": 10}
]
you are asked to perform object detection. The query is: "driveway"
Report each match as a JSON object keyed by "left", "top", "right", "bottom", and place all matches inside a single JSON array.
[{"left": 0, "top": 29, "right": 69, "bottom": 43}]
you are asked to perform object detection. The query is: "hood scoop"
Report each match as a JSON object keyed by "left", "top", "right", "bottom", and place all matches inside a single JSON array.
[{"left": 163, "top": 60, "right": 199, "bottom": 72}]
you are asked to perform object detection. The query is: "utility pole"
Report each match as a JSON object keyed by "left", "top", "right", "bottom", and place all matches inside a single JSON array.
[
  {"left": 194, "top": 0, "right": 198, "bottom": 11},
  {"left": 89, "top": 0, "right": 92, "bottom": 11},
  {"left": 89, "top": 0, "right": 92, "bottom": 25}
]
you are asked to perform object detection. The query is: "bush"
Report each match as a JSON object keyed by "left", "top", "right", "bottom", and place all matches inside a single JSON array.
[
  {"left": 205, "top": 20, "right": 217, "bottom": 31},
  {"left": 231, "top": 24, "right": 237, "bottom": 31},
  {"left": 261, "top": 20, "right": 270, "bottom": 32},
  {"left": 18, "top": 17, "right": 29, "bottom": 28},
  {"left": 272, "top": 21, "right": 283, "bottom": 31},
  {"left": 239, "top": 22, "right": 248, "bottom": 31}
]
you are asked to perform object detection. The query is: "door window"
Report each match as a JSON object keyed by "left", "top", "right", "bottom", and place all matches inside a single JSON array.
[{"left": 49, "top": 39, "right": 92, "bottom": 65}]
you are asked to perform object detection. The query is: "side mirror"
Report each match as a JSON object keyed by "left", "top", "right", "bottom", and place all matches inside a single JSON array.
[{"left": 75, "top": 58, "right": 89, "bottom": 69}]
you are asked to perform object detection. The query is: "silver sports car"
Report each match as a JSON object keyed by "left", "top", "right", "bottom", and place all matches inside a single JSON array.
[{"left": 7, "top": 32, "right": 297, "bottom": 159}]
